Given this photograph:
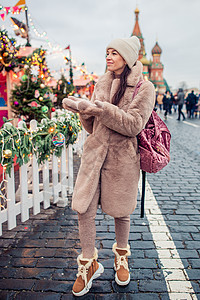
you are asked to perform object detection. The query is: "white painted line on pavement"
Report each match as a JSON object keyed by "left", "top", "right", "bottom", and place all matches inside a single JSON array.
[
  {"left": 167, "top": 116, "right": 200, "bottom": 128},
  {"left": 138, "top": 176, "right": 197, "bottom": 300},
  {"left": 182, "top": 121, "right": 200, "bottom": 128}
]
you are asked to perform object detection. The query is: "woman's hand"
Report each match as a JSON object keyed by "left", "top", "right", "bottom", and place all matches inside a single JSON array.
[
  {"left": 62, "top": 96, "right": 104, "bottom": 116},
  {"left": 94, "top": 100, "right": 104, "bottom": 109},
  {"left": 78, "top": 100, "right": 103, "bottom": 116},
  {"left": 62, "top": 96, "right": 81, "bottom": 113}
]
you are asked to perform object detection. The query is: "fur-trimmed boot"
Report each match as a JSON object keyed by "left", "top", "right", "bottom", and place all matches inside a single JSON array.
[
  {"left": 112, "top": 242, "right": 131, "bottom": 286},
  {"left": 72, "top": 248, "right": 104, "bottom": 296}
]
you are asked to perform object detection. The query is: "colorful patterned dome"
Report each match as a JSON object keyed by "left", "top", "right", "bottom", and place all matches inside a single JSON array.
[{"left": 152, "top": 41, "right": 162, "bottom": 55}]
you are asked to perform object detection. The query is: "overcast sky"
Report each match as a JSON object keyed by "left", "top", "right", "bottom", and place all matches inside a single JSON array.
[{"left": 1, "top": 0, "right": 200, "bottom": 90}]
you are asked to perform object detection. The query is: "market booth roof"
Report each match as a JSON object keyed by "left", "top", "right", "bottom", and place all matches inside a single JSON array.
[
  {"left": 73, "top": 76, "right": 98, "bottom": 87},
  {"left": 17, "top": 47, "right": 36, "bottom": 57},
  {"left": 73, "top": 78, "right": 91, "bottom": 86}
]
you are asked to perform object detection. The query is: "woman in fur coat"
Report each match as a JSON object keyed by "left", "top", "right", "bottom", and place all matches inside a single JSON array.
[{"left": 63, "top": 36, "right": 155, "bottom": 296}]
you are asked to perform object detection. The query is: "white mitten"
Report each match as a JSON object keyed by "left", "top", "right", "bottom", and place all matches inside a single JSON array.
[
  {"left": 78, "top": 99, "right": 103, "bottom": 116},
  {"left": 94, "top": 100, "right": 104, "bottom": 109},
  {"left": 62, "top": 96, "right": 81, "bottom": 113}
]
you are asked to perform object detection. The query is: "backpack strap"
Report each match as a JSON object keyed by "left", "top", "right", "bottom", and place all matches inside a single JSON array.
[
  {"left": 132, "top": 80, "right": 145, "bottom": 100},
  {"left": 132, "top": 79, "right": 146, "bottom": 218},
  {"left": 140, "top": 170, "right": 146, "bottom": 218}
]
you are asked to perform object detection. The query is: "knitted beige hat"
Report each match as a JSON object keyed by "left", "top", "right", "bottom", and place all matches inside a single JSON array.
[{"left": 106, "top": 36, "right": 141, "bottom": 69}]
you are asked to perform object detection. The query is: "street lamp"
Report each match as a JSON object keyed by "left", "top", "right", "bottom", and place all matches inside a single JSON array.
[
  {"left": 10, "top": 5, "right": 31, "bottom": 46},
  {"left": 64, "top": 45, "right": 73, "bottom": 85}
]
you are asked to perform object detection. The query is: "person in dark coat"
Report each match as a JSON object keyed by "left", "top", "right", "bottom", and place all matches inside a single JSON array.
[
  {"left": 177, "top": 88, "right": 186, "bottom": 121},
  {"left": 170, "top": 92, "right": 175, "bottom": 113},
  {"left": 168, "top": 92, "right": 173, "bottom": 114},
  {"left": 186, "top": 90, "right": 197, "bottom": 118},
  {"left": 163, "top": 91, "right": 171, "bottom": 120}
]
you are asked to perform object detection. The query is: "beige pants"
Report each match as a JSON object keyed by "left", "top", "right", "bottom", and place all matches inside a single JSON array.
[{"left": 78, "top": 182, "right": 130, "bottom": 258}]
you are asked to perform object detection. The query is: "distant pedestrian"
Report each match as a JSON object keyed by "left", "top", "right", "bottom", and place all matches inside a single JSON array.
[
  {"left": 168, "top": 92, "right": 173, "bottom": 114},
  {"left": 196, "top": 95, "right": 200, "bottom": 118},
  {"left": 163, "top": 91, "right": 171, "bottom": 120},
  {"left": 173, "top": 93, "right": 178, "bottom": 113},
  {"left": 186, "top": 90, "right": 197, "bottom": 118},
  {"left": 170, "top": 92, "right": 176, "bottom": 113},
  {"left": 177, "top": 88, "right": 186, "bottom": 121},
  {"left": 157, "top": 93, "right": 163, "bottom": 112}
]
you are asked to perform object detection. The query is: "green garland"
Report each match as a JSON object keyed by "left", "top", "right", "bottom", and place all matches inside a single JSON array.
[
  {"left": 0, "top": 29, "right": 17, "bottom": 72},
  {"left": 11, "top": 65, "right": 53, "bottom": 122},
  {"left": 53, "top": 74, "right": 74, "bottom": 108},
  {"left": 0, "top": 111, "right": 82, "bottom": 177}
]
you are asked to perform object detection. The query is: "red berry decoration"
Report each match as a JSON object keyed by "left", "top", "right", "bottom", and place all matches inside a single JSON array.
[{"left": 51, "top": 107, "right": 56, "bottom": 112}]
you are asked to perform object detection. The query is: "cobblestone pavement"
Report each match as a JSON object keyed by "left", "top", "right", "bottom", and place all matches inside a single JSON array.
[{"left": 0, "top": 111, "right": 200, "bottom": 300}]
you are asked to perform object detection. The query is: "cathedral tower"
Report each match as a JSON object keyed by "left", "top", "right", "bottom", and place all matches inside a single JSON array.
[
  {"left": 131, "top": 7, "right": 145, "bottom": 60},
  {"left": 150, "top": 41, "right": 165, "bottom": 93},
  {"left": 131, "top": 7, "right": 167, "bottom": 91},
  {"left": 131, "top": 7, "right": 150, "bottom": 79}
]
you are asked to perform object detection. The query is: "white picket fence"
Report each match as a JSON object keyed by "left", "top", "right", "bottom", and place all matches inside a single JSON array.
[{"left": 0, "top": 121, "right": 87, "bottom": 236}]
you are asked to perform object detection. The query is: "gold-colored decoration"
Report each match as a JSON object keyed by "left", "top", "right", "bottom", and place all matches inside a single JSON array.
[
  {"left": 3, "top": 149, "right": 12, "bottom": 159},
  {"left": 39, "top": 96, "right": 43, "bottom": 101},
  {"left": 3, "top": 52, "right": 9, "bottom": 57},
  {"left": 48, "top": 127, "right": 55, "bottom": 133}
]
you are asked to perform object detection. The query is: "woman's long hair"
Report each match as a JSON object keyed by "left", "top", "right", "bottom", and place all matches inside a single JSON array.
[{"left": 112, "top": 65, "right": 131, "bottom": 106}]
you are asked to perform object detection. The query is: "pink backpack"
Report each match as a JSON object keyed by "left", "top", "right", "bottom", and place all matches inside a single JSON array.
[
  {"left": 133, "top": 80, "right": 171, "bottom": 218},
  {"left": 133, "top": 80, "right": 171, "bottom": 173}
]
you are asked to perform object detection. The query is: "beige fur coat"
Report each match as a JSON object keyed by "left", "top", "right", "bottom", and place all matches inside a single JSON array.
[{"left": 72, "top": 61, "right": 155, "bottom": 218}]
